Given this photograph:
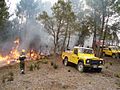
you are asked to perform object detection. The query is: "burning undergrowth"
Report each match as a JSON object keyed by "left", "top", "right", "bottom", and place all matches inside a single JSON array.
[
  {"left": 0, "top": 20, "right": 52, "bottom": 63},
  {"left": 0, "top": 38, "right": 20, "bottom": 62},
  {"left": 0, "top": 36, "right": 50, "bottom": 64}
]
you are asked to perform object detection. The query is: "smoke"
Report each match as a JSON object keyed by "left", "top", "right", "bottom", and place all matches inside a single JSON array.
[
  {"left": 19, "top": 20, "right": 52, "bottom": 52},
  {"left": 0, "top": 0, "right": 54, "bottom": 54},
  {"left": 0, "top": 20, "right": 53, "bottom": 55}
]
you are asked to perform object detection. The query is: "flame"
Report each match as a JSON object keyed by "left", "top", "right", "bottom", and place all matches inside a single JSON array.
[
  {"left": 7, "top": 60, "right": 10, "bottom": 64},
  {"left": 10, "top": 38, "right": 20, "bottom": 59},
  {"left": 14, "top": 38, "right": 19, "bottom": 45},
  {"left": 0, "top": 55, "right": 9, "bottom": 61},
  {"left": 27, "top": 50, "right": 40, "bottom": 60},
  {"left": 0, "top": 37, "right": 45, "bottom": 65},
  {"left": 0, "top": 38, "right": 20, "bottom": 64}
]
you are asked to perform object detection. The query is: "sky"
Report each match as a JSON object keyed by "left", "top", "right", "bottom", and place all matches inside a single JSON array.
[
  {"left": 6, "top": 0, "right": 58, "bottom": 20},
  {"left": 4, "top": 0, "right": 120, "bottom": 45},
  {"left": 5, "top": 0, "right": 20, "bottom": 13},
  {"left": 43, "top": 0, "right": 57, "bottom": 5},
  {"left": 6, "top": 0, "right": 58, "bottom": 13}
]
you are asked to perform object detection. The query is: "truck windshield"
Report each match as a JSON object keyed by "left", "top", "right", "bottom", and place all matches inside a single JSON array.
[
  {"left": 79, "top": 48, "right": 93, "bottom": 54},
  {"left": 109, "top": 47, "right": 118, "bottom": 50}
]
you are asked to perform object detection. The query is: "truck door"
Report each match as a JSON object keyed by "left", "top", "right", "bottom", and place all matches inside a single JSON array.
[
  {"left": 107, "top": 48, "right": 112, "bottom": 56},
  {"left": 105, "top": 48, "right": 112, "bottom": 56},
  {"left": 71, "top": 48, "right": 79, "bottom": 64}
]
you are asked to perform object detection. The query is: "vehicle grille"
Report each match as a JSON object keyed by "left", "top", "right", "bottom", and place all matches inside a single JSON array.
[
  {"left": 118, "top": 53, "right": 120, "bottom": 57},
  {"left": 90, "top": 60, "right": 100, "bottom": 65}
]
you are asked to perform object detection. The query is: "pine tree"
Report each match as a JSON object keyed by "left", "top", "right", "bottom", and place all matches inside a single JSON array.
[{"left": 0, "top": 0, "right": 9, "bottom": 30}]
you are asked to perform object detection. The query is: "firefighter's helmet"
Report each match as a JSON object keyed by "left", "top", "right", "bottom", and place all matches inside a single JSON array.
[{"left": 22, "top": 49, "right": 25, "bottom": 53}]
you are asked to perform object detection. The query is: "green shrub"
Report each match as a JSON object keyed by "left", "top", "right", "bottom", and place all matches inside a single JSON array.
[
  {"left": 2, "top": 75, "right": 6, "bottom": 83},
  {"left": 68, "top": 70, "right": 71, "bottom": 72},
  {"left": 109, "top": 62, "right": 113, "bottom": 66},
  {"left": 7, "top": 76, "right": 14, "bottom": 81},
  {"left": 40, "top": 59, "right": 48, "bottom": 64},
  {"left": 53, "top": 64, "right": 58, "bottom": 69},
  {"left": 114, "top": 73, "right": 120, "bottom": 78},
  {"left": 8, "top": 72, "right": 14, "bottom": 76},
  {"left": 36, "top": 64, "right": 40, "bottom": 70},
  {"left": 51, "top": 62, "right": 54, "bottom": 66},
  {"left": 62, "top": 85, "right": 69, "bottom": 89},
  {"left": 115, "top": 80, "right": 120, "bottom": 87},
  {"left": 29, "top": 63, "right": 40, "bottom": 71},
  {"left": 42, "top": 60, "right": 48, "bottom": 64},
  {"left": 105, "top": 66, "right": 108, "bottom": 69},
  {"left": 89, "top": 82, "right": 91, "bottom": 84},
  {"left": 36, "top": 60, "right": 42, "bottom": 64},
  {"left": 29, "top": 64, "right": 34, "bottom": 71},
  {"left": 34, "top": 63, "right": 37, "bottom": 68}
]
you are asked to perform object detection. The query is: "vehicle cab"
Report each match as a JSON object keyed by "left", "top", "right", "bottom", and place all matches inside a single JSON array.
[
  {"left": 62, "top": 46, "right": 104, "bottom": 72},
  {"left": 103, "top": 46, "right": 120, "bottom": 58}
]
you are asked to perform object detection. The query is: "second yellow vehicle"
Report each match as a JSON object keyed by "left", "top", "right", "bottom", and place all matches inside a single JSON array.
[
  {"left": 102, "top": 46, "right": 120, "bottom": 58},
  {"left": 62, "top": 46, "right": 104, "bottom": 72}
]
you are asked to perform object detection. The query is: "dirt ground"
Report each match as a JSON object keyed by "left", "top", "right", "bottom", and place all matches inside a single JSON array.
[{"left": 0, "top": 56, "right": 120, "bottom": 90}]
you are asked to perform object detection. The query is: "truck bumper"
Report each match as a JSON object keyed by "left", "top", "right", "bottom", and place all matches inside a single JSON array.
[
  {"left": 118, "top": 53, "right": 120, "bottom": 58},
  {"left": 85, "top": 65, "right": 104, "bottom": 69}
]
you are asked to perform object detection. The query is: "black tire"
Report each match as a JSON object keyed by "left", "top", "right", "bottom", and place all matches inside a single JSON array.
[
  {"left": 102, "top": 52, "right": 106, "bottom": 57},
  {"left": 96, "top": 68, "right": 102, "bottom": 73},
  {"left": 117, "top": 56, "right": 120, "bottom": 59},
  {"left": 77, "top": 62, "right": 84, "bottom": 72},
  {"left": 112, "top": 54, "right": 116, "bottom": 59},
  {"left": 116, "top": 54, "right": 119, "bottom": 59},
  {"left": 63, "top": 58, "right": 68, "bottom": 66}
]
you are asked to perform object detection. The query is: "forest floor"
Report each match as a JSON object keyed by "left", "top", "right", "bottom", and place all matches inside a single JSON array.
[{"left": 0, "top": 56, "right": 120, "bottom": 90}]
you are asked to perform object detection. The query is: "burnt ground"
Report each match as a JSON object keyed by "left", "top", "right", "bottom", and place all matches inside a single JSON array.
[{"left": 0, "top": 56, "right": 120, "bottom": 90}]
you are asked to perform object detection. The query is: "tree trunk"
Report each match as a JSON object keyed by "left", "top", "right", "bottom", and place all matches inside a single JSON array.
[
  {"left": 92, "top": 23, "right": 97, "bottom": 51},
  {"left": 67, "top": 32, "right": 71, "bottom": 49},
  {"left": 77, "top": 31, "right": 81, "bottom": 46},
  {"left": 76, "top": 31, "right": 84, "bottom": 46},
  {"left": 97, "top": 0, "right": 106, "bottom": 57},
  {"left": 61, "top": 22, "right": 69, "bottom": 53},
  {"left": 61, "top": 29, "right": 68, "bottom": 52},
  {"left": 53, "top": 19, "right": 62, "bottom": 65},
  {"left": 92, "top": 10, "right": 97, "bottom": 51},
  {"left": 100, "top": 9, "right": 109, "bottom": 57}
]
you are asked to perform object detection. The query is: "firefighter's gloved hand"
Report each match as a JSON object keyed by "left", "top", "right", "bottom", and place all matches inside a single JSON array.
[{"left": 21, "top": 70, "right": 25, "bottom": 74}]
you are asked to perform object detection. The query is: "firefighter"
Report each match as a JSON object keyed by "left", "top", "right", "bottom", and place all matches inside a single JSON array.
[{"left": 19, "top": 49, "right": 26, "bottom": 74}]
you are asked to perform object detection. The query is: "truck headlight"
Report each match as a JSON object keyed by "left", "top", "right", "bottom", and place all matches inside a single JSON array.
[
  {"left": 99, "top": 61, "right": 102, "bottom": 64},
  {"left": 86, "top": 59, "right": 90, "bottom": 64}
]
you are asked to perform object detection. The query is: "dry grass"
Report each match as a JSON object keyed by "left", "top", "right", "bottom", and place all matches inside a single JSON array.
[
  {"left": 114, "top": 73, "right": 120, "bottom": 78},
  {"left": 2, "top": 71, "right": 14, "bottom": 83},
  {"left": 109, "top": 62, "right": 113, "bottom": 66}
]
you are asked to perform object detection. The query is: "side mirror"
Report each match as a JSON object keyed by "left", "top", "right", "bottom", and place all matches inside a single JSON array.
[
  {"left": 75, "top": 52, "right": 78, "bottom": 56},
  {"left": 109, "top": 48, "right": 111, "bottom": 51},
  {"left": 74, "top": 49, "right": 78, "bottom": 56}
]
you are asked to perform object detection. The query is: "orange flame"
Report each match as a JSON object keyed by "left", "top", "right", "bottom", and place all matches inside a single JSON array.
[
  {"left": 0, "top": 38, "right": 20, "bottom": 63},
  {"left": 27, "top": 50, "right": 40, "bottom": 60},
  {"left": 10, "top": 38, "right": 20, "bottom": 59},
  {"left": 0, "top": 37, "right": 44, "bottom": 64}
]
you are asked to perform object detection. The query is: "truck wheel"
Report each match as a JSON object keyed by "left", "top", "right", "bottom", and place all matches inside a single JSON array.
[
  {"left": 77, "top": 62, "right": 84, "bottom": 72},
  {"left": 112, "top": 54, "right": 116, "bottom": 59},
  {"left": 96, "top": 68, "right": 102, "bottom": 73},
  {"left": 63, "top": 58, "right": 68, "bottom": 66},
  {"left": 116, "top": 54, "right": 119, "bottom": 59},
  {"left": 102, "top": 52, "right": 106, "bottom": 57},
  {"left": 117, "top": 55, "right": 120, "bottom": 59}
]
